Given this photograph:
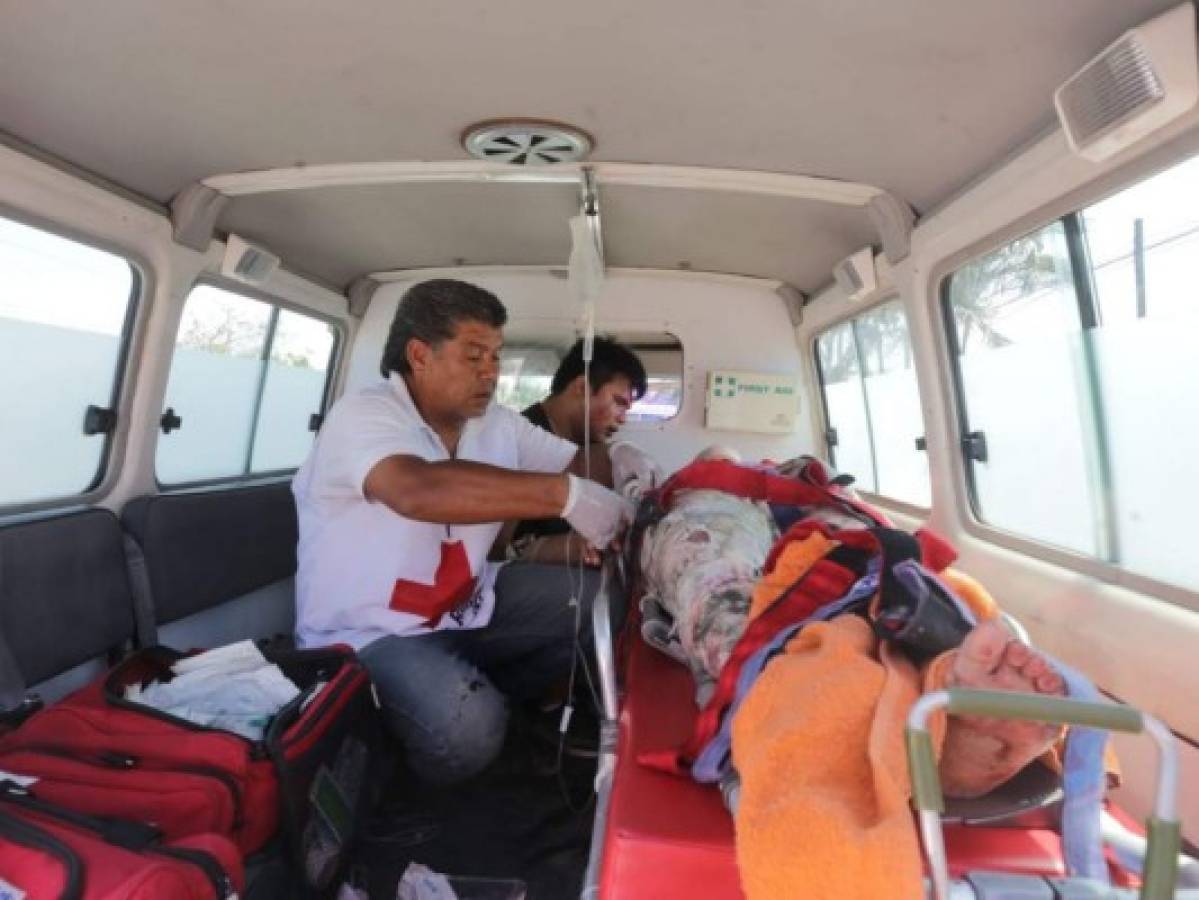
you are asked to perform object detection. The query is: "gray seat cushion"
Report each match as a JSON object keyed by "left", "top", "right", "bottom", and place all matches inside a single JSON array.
[
  {"left": 121, "top": 482, "right": 298, "bottom": 627},
  {"left": 0, "top": 509, "right": 135, "bottom": 686}
]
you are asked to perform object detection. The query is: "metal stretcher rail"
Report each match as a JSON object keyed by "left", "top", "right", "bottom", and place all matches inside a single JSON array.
[
  {"left": 908, "top": 689, "right": 1188, "bottom": 900},
  {"left": 580, "top": 555, "right": 621, "bottom": 900}
]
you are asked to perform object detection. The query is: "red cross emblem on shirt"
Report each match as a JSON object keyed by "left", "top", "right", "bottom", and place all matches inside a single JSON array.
[{"left": 389, "top": 539, "right": 479, "bottom": 627}]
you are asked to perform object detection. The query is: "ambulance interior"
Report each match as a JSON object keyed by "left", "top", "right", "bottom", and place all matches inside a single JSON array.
[{"left": 1, "top": 1, "right": 1199, "bottom": 897}]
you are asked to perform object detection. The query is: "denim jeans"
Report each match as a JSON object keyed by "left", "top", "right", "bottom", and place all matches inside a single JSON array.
[{"left": 360, "top": 562, "right": 606, "bottom": 785}]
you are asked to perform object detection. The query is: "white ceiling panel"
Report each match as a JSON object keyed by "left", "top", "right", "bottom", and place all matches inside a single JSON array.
[
  {"left": 601, "top": 185, "right": 875, "bottom": 290},
  {"left": 218, "top": 182, "right": 580, "bottom": 287},
  {"left": 0, "top": 0, "right": 1178, "bottom": 211},
  {"left": 0, "top": 0, "right": 1182, "bottom": 287},
  {"left": 216, "top": 180, "right": 875, "bottom": 291}
]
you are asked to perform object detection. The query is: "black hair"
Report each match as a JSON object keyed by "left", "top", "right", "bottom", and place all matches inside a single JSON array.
[
  {"left": 550, "top": 336, "right": 648, "bottom": 399},
  {"left": 380, "top": 279, "right": 508, "bottom": 376}
]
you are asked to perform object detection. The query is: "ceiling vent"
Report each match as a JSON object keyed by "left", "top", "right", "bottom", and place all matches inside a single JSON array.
[
  {"left": 1054, "top": 2, "right": 1198, "bottom": 162},
  {"left": 221, "top": 234, "right": 280, "bottom": 286},
  {"left": 832, "top": 247, "right": 877, "bottom": 302},
  {"left": 461, "top": 119, "right": 593, "bottom": 165}
]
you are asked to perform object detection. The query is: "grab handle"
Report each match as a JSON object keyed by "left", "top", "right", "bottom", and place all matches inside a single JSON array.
[{"left": 906, "top": 688, "right": 1180, "bottom": 900}]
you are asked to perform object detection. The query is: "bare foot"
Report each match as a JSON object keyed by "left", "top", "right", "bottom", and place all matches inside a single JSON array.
[{"left": 938, "top": 618, "right": 1066, "bottom": 799}]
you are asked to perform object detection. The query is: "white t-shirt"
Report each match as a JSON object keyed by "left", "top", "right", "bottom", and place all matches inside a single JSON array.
[{"left": 292, "top": 373, "right": 576, "bottom": 649}]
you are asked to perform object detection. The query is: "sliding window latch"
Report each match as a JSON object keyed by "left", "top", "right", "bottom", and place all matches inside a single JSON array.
[
  {"left": 308, "top": 413, "right": 324, "bottom": 433},
  {"left": 825, "top": 427, "right": 839, "bottom": 448},
  {"left": 915, "top": 436, "right": 927, "bottom": 451},
  {"left": 961, "top": 430, "right": 988, "bottom": 463},
  {"left": 159, "top": 407, "right": 182, "bottom": 435},
  {"left": 82, "top": 405, "right": 117, "bottom": 436}
]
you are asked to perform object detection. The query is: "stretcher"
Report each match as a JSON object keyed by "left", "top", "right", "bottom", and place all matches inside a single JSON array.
[
  {"left": 908, "top": 688, "right": 1197, "bottom": 898},
  {"left": 581, "top": 557, "right": 1199, "bottom": 899}
]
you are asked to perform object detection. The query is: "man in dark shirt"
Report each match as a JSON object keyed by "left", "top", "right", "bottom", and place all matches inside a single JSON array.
[{"left": 512, "top": 337, "right": 655, "bottom": 565}]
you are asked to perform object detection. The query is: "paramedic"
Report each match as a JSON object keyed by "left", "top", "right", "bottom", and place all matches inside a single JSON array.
[
  {"left": 510, "top": 336, "right": 662, "bottom": 565},
  {"left": 292, "top": 279, "right": 632, "bottom": 784}
]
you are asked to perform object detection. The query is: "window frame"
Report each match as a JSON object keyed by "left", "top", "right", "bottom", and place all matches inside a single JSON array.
[
  {"left": 811, "top": 295, "right": 931, "bottom": 514},
  {"left": 0, "top": 205, "right": 147, "bottom": 517},
  {"left": 931, "top": 142, "right": 1199, "bottom": 614},
  {"left": 155, "top": 275, "right": 344, "bottom": 492}
]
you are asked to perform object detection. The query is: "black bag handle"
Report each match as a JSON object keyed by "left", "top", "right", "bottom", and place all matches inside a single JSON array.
[{"left": 0, "top": 780, "right": 162, "bottom": 850}]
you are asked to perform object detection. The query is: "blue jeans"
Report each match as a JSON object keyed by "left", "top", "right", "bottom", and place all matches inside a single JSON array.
[{"left": 360, "top": 562, "right": 606, "bottom": 785}]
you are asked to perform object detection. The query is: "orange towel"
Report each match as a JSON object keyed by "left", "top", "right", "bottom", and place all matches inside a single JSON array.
[
  {"left": 731, "top": 553, "right": 1121, "bottom": 899},
  {"left": 731, "top": 550, "right": 1011, "bottom": 899},
  {"left": 732, "top": 614, "right": 932, "bottom": 900}
]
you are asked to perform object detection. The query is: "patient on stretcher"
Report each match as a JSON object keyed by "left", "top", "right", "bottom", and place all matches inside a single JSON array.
[
  {"left": 627, "top": 450, "right": 1126, "bottom": 898},
  {"left": 635, "top": 447, "right": 1069, "bottom": 800}
]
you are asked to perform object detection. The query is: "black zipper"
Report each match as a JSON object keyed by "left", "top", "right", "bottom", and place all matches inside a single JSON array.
[
  {"left": 150, "top": 844, "right": 236, "bottom": 899},
  {"left": 9, "top": 743, "right": 245, "bottom": 829},
  {"left": 0, "top": 782, "right": 233, "bottom": 898},
  {"left": 0, "top": 807, "right": 83, "bottom": 900},
  {"left": 0, "top": 780, "right": 162, "bottom": 846}
]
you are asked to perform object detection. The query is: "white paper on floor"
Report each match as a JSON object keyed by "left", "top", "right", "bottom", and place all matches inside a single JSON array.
[{"left": 396, "top": 863, "right": 458, "bottom": 900}]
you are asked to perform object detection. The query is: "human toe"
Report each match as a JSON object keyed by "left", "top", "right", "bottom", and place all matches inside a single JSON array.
[
  {"left": 1020, "top": 654, "right": 1048, "bottom": 682},
  {"left": 951, "top": 619, "right": 1009, "bottom": 685},
  {"left": 1035, "top": 670, "right": 1064, "bottom": 695}
]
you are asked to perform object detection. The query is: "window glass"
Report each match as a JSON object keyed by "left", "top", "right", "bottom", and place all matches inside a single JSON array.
[
  {"left": 815, "top": 303, "right": 930, "bottom": 505},
  {"left": 946, "top": 222, "right": 1098, "bottom": 556},
  {"left": 626, "top": 340, "right": 683, "bottom": 423},
  {"left": 0, "top": 215, "right": 136, "bottom": 506},
  {"left": 946, "top": 151, "right": 1199, "bottom": 592},
  {"left": 1084, "top": 154, "right": 1199, "bottom": 328},
  {"left": 629, "top": 375, "right": 683, "bottom": 423},
  {"left": 816, "top": 321, "right": 875, "bottom": 492},
  {"left": 495, "top": 348, "right": 559, "bottom": 411},
  {"left": 856, "top": 303, "right": 931, "bottom": 506},
  {"left": 1081, "top": 157, "right": 1199, "bottom": 592},
  {"left": 251, "top": 309, "right": 337, "bottom": 472},
  {"left": 157, "top": 284, "right": 336, "bottom": 484}
]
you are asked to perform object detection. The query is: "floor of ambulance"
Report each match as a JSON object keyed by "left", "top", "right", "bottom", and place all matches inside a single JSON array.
[{"left": 351, "top": 709, "right": 598, "bottom": 900}]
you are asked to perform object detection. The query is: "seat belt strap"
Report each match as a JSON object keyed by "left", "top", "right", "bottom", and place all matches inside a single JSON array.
[
  {"left": 123, "top": 534, "right": 158, "bottom": 648},
  {"left": 0, "top": 633, "right": 25, "bottom": 712}
]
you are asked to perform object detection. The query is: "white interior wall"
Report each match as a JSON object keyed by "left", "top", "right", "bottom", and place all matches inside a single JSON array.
[
  {"left": 346, "top": 268, "right": 816, "bottom": 474},
  {"left": 0, "top": 144, "right": 350, "bottom": 513},
  {"left": 801, "top": 113, "right": 1199, "bottom": 839}
]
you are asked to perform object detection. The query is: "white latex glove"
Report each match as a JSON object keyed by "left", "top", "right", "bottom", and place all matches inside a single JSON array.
[
  {"left": 608, "top": 440, "right": 664, "bottom": 498},
  {"left": 561, "top": 474, "right": 634, "bottom": 548}
]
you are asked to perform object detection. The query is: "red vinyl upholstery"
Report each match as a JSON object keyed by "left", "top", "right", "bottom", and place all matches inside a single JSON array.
[{"left": 600, "top": 632, "right": 744, "bottom": 899}]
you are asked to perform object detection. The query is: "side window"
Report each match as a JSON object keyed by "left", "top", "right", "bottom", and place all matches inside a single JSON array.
[
  {"left": 815, "top": 301, "right": 930, "bottom": 506},
  {"left": 944, "top": 152, "right": 1199, "bottom": 592},
  {"left": 156, "top": 284, "right": 337, "bottom": 485},
  {"left": 0, "top": 215, "right": 137, "bottom": 508},
  {"left": 494, "top": 333, "right": 684, "bottom": 423},
  {"left": 816, "top": 321, "right": 873, "bottom": 489},
  {"left": 626, "top": 335, "right": 683, "bottom": 423},
  {"left": 945, "top": 222, "right": 1095, "bottom": 556},
  {"left": 1082, "top": 156, "right": 1199, "bottom": 592},
  {"left": 496, "top": 348, "right": 560, "bottom": 411}
]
